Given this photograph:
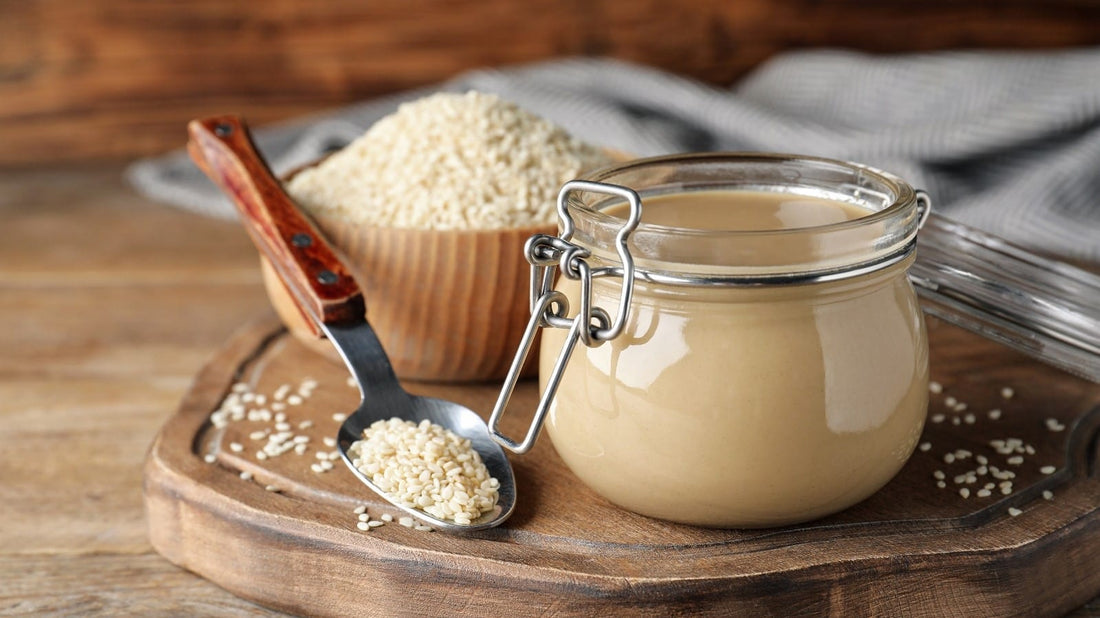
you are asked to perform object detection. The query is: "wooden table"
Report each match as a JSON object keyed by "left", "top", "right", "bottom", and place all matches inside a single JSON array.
[{"left": 2, "top": 164, "right": 1099, "bottom": 616}]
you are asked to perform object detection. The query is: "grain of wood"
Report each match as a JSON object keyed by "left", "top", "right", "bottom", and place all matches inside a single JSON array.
[{"left": 2, "top": 0, "right": 1100, "bottom": 164}]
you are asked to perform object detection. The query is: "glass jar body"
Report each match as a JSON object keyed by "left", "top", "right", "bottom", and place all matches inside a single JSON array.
[{"left": 537, "top": 153, "right": 929, "bottom": 528}]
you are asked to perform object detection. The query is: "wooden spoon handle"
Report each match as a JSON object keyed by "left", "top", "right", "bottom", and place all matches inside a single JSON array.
[{"left": 187, "top": 115, "right": 365, "bottom": 329}]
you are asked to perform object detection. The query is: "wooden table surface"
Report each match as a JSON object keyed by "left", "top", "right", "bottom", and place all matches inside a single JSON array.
[{"left": 2, "top": 163, "right": 1099, "bottom": 616}]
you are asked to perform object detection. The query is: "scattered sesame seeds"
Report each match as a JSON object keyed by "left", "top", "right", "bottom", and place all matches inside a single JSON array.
[
  {"left": 257, "top": 451, "right": 268, "bottom": 461},
  {"left": 229, "top": 442, "right": 244, "bottom": 453},
  {"left": 357, "top": 522, "right": 371, "bottom": 531},
  {"left": 919, "top": 442, "right": 931, "bottom": 452},
  {"left": 358, "top": 513, "right": 370, "bottom": 522},
  {"left": 1045, "top": 418, "right": 1066, "bottom": 432},
  {"left": 988, "top": 409, "right": 1002, "bottom": 420},
  {"left": 381, "top": 513, "right": 393, "bottom": 522},
  {"left": 930, "top": 414, "right": 946, "bottom": 424},
  {"left": 936, "top": 481, "right": 947, "bottom": 489},
  {"left": 1001, "top": 486, "right": 1013, "bottom": 495},
  {"left": 954, "top": 402, "right": 969, "bottom": 413},
  {"left": 414, "top": 525, "right": 433, "bottom": 532},
  {"left": 945, "top": 396, "right": 957, "bottom": 407},
  {"left": 354, "top": 505, "right": 367, "bottom": 514},
  {"left": 332, "top": 412, "right": 347, "bottom": 422},
  {"left": 271, "top": 402, "right": 287, "bottom": 411},
  {"left": 929, "top": 381, "right": 943, "bottom": 394},
  {"left": 274, "top": 412, "right": 287, "bottom": 423},
  {"left": 1040, "top": 465, "right": 1057, "bottom": 475},
  {"left": 977, "top": 489, "right": 991, "bottom": 498},
  {"left": 265, "top": 485, "right": 280, "bottom": 492},
  {"left": 323, "top": 437, "right": 337, "bottom": 448},
  {"left": 203, "top": 453, "right": 217, "bottom": 464},
  {"left": 1008, "top": 507, "right": 1022, "bottom": 517},
  {"left": 976, "top": 455, "right": 988, "bottom": 465},
  {"left": 287, "top": 395, "right": 303, "bottom": 406},
  {"left": 944, "top": 453, "right": 956, "bottom": 464},
  {"left": 239, "top": 471, "right": 252, "bottom": 481},
  {"left": 232, "top": 382, "right": 249, "bottom": 393},
  {"left": 249, "top": 430, "right": 268, "bottom": 441},
  {"left": 951, "top": 417, "right": 961, "bottom": 426},
  {"left": 399, "top": 517, "right": 414, "bottom": 528},
  {"left": 1043, "top": 490, "right": 1054, "bottom": 500},
  {"left": 1007, "top": 456, "right": 1024, "bottom": 466},
  {"left": 299, "top": 420, "right": 314, "bottom": 430},
  {"left": 959, "top": 488, "right": 970, "bottom": 499},
  {"left": 369, "top": 520, "right": 385, "bottom": 528},
  {"left": 933, "top": 470, "right": 946, "bottom": 480},
  {"left": 1001, "top": 387, "right": 1015, "bottom": 400},
  {"left": 963, "top": 413, "right": 976, "bottom": 425}
]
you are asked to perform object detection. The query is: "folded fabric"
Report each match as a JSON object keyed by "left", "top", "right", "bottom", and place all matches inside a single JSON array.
[{"left": 127, "top": 50, "right": 1100, "bottom": 264}]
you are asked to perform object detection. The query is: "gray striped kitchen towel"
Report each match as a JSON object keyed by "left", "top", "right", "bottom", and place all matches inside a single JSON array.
[{"left": 127, "top": 49, "right": 1100, "bottom": 264}]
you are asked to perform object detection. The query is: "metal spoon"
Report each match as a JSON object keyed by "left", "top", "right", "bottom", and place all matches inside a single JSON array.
[{"left": 188, "top": 115, "right": 516, "bottom": 532}]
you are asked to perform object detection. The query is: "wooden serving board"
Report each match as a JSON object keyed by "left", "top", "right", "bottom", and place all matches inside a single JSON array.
[{"left": 144, "top": 313, "right": 1100, "bottom": 616}]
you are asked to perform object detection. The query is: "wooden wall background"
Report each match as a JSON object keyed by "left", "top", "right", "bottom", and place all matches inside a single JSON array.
[{"left": 2, "top": 0, "right": 1099, "bottom": 167}]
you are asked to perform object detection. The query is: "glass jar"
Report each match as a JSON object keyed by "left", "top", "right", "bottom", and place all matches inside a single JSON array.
[{"left": 491, "top": 153, "right": 931, "bottom": 528}]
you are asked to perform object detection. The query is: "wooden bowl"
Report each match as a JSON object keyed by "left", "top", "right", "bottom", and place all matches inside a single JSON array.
[{"left": 261, "top": 216, "right": 551, "bottom": 382}]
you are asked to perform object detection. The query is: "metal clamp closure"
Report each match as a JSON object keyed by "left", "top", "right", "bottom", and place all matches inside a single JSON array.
[{"left": 489, "top": 180, "right": 642, "bottom": 454}]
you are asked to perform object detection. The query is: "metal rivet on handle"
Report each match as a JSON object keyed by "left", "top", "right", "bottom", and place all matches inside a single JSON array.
[
  {"left": 214, "top": 123, "right": 233, "bottom": 137},
  {"left": 291, "top": 233, "right": 313, "bottom": 248},
  {"left": 317, "top": 270, "right": 338, "bottom": 285}
]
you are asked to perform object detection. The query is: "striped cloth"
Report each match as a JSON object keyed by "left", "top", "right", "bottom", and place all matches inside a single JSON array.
[{"left": 127, "top": 50, "right": 1100, "bottom": 264}]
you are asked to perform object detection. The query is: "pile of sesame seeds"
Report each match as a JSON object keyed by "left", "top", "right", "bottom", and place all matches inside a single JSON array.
[
  {"left": 348, "top": 418, "right": 499, "bottom": 525},
  {"left": 919, "top": 380, "right": 1065, "bottom": 518}
]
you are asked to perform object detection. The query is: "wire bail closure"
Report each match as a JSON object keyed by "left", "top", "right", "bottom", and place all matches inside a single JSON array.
[{"left": 488, "top": 180, "right": 642, "bottom": 454}]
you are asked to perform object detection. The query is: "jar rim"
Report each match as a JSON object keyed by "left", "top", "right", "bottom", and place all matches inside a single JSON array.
[
  {"left": 578, "top": 152, "right": 916, "bottom": 238},
  {"left": 566, "top": 152, "right": 926, "bottom": 285}
]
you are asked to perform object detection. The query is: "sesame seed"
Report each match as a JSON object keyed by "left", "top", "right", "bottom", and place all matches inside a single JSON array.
[
  {"left": 323, "top": 437, "right": 337, "bottom": 448},
  {"left": 274, "top": 412, "right": 287, "bottom": 423},
  {"left": 929, "top": 381, "right": 943, "bottom": 394},
  {"left": 232, "top": 382, "right": 249, "bottom": 393},
  {"left": 414, "top": 525, "right": 433, "bottom": 531},
  {"left": 1043, "top": 490, "right": 1054, "bottom": 500},
  {"left": 1008, "top": 507, "right": 1022, "bottom": 517},
  {"left": 1040, "top": 465, "right": 1056, "bottom": 475},
  {"left": 959, "top": 488, "right": 970, "bottom": 498},
  {"left": 977, "top": 489, "right": 991, "bottom": 498},
  {"left": 203, "top": 453, "right": 216, "bottom": 464},
  {"left": 976, "top": 455, "right": 988, "bottom": 465},
  {"left": 271, "top": 402, "right": 287, "bottom": 411},
  {"left": 249, "top": 430, "right": 267, "bottom": 440},
  {"left": 919, "top": 442, "right": 931, "bottom": 452},
  {"left": 1001, "top": 486, "right": 1012, "bottom": 495},
  {"left": 294, "top": 443, "right": 307, "bottom": 455},
  {"left": 944, "top": 453, "right": 956, "bottom": 464},
  {"left": 293, "top": 435, "right": 310, "bottom": 444},
  {"left": 951, "top": 417, "right": 961, "bottom": 426},
  {"left": 265, "top": 485, "right": 280, "bottom": 492},
  {"left": 1001, "top": 387, "right": 1015, "bottom": 400},
  {"left": 954, "top": 474, "right": 967, "bottom": 484},
  {"left": 254, "top": 395, "right": 266, "bottom": 405},
  {"left": 310, "top": 464, "right": 324, "bottom": 473},
  {"left": 332, "top": 412, "right": 347, "bottom": 422},
  {"left": 936, "top": 481, "right": 947, "bottom": 489},
  {"left": 1045, "top": 418, "right": 1066, "bottom": 432},
  {"left": 358, "top": 513, "right": 370, "bottom": 522},
  {"left": 984, "top": 483, "right": 995, "bottom": 490},
  {"left": 954, "top": 403, "right": 969, "bottom": 413},
  {"left": 357, "top": 522, "right": 371, "bottom": 531},
  {"left": 931, "top": 414, "right": 946, "bottom": 423},
  {"left": 257, "top": 451, "right": 268, "bottom": 461},
  {"left": 276, "top": 422, "right": 291, "bottom": 432},
  {"left": 988, "top": 409, "right": 1002, "bottom": 420},
  {"left": 1007, "top": 456, "right": 1024, "bottom": 465},
  {"left": 229, "top": 442, "right": 243, "bottom": 453},
  {"left": 274, "top": 384, "right": 290, "bottom": 401},
  {"left": 354, "top": 505, "right": 367, "bottom": 514},
  {"left": 239, "top": 471, "right": 252, "bottom": 481},
  {"left": 241, "top": 392, "right": 255, "bottom": 403},
  {"left": 933, "top": 470, "right": 946, "bottom": 480},
  {"left": 399, "top": 517, "right": 414, "bottom": 527},
  {"left": 945, "top": 396, "right": 957, "bottom": 407},
  {"left": 368, "top": 520, "right": 385, "bottom": 528},
  {"left": 963, "top": 413, "right": 976, "bottom": 425},
  {"left": 287, "top": 395, "right": 303, "bottom": 406},
  {"left": 299, "top": 420, "right": 314, "bottom": 430},
  {"left": 381, "top": 513, "right": 393, "bottom": 522}
]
